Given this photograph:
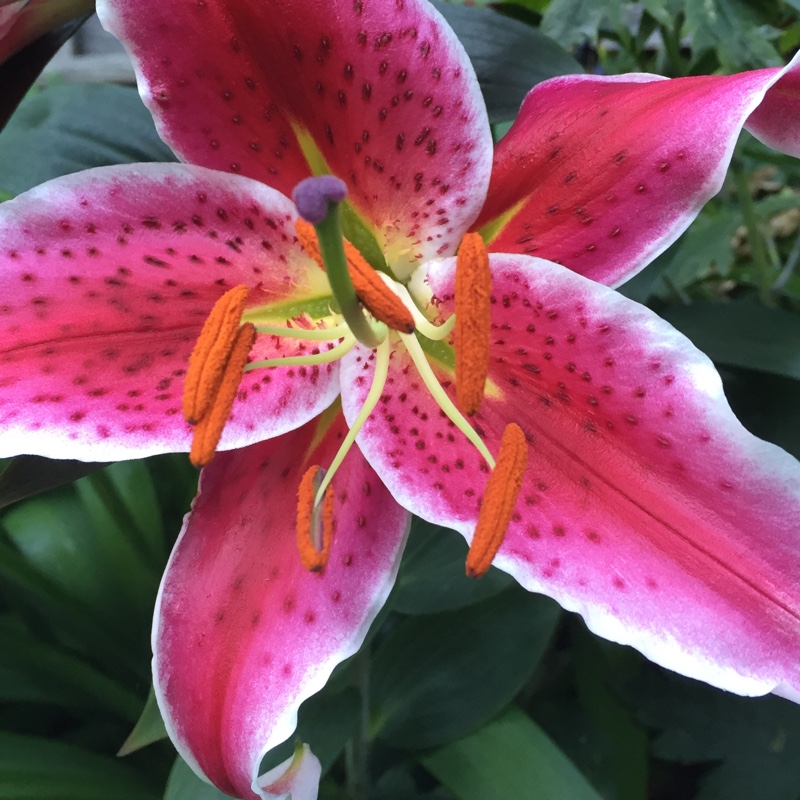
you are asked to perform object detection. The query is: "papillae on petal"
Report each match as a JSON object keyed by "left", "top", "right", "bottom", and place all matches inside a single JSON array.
[
  {"left": 153, "top": 409, "right": 410, "bottom": 799},
  {"left": 342, "top": 253, "right": 800, "bottom": 701},
  {"left": 478, "top": 52, "right": 800, "bottom": 287}
]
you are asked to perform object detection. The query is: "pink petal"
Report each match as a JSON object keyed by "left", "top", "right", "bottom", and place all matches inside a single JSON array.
[
  {"left": 477, "top": 52, "right": 800, "bottom": 287},
  {"left": 97, "top": 0, "right": 492, "bottom": 267},
  {"left": 255, "top": 745, "right": 320, "bottom": 800},
  {"left": 0, "top": 164, "right": 338, "bottom": 461},
  {"left": 341, "top": 253, "right": 800, "bottom": 699},
  {"left": 154, "top": 412, "right": 410, "bottom": 799}
]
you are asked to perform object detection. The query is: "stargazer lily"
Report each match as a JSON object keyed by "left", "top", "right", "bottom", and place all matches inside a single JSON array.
[{"left": 1, "top": 0, "right": 800, "bottom": 797}]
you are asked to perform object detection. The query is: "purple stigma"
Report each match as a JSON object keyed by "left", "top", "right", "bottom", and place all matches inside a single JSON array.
[{"left": 292, "top": 176, "right": 348, "bottom": 224}]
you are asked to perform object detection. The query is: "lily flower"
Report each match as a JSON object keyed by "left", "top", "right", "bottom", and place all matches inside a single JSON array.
[{"left": 1, "top": 0, "right": 800, "bottom": 797}]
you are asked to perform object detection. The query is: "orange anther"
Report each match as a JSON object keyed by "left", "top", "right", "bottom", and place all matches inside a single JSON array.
[
  {"left": 189, "top": 322, "right": 257, "bottom": 467},
  {"left": 296, "top": 465, "right": 335, "bottom": 571},
  {"left": 455, "top": 232, "right": 491, "bottom": 416},
  {"left": 294, "top": 219, "right": 326, "bottom": 270},
  {"left": 294, "top": 219, "right": 414, "bottom": 333},
  {"left": 183, "top": 285, "right": 251, "bottom": 425},
  {"left": 343, "top": 241, "right": 415, "bottom": 333},
  {"left": 466, "top": 423, "right": 528, "bottom": 578}
]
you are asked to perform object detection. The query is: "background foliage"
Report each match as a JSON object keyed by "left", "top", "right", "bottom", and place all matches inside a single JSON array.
[{"left": 2, "top": 1, "right": 800, "bottom": 799}]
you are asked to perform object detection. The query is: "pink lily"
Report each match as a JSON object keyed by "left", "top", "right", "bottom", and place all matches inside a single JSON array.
[{"left": 0, "top": 0, "right": 800, "bottom": 796}]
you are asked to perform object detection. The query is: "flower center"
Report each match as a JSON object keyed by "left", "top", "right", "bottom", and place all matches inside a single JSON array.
[{"left": 181, "top": 177, "right": 527, "bottom": 577}]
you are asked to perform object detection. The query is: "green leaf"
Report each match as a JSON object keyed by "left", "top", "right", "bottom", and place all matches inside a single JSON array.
[
  {"left": 371, "top": 587, "right": 560, "bottom": 748},
  {"left": 627, "top": 670, "right": 800, "bottom": 800},
  {"left": 540, "top": 0, "right": 616, "bottom": 48},
  {"left": 422, "top": 706, "right": 602, "bottom": 800},
  {"left": 164, "top": 757, "right": 236, "bottom": 800},
  {"left": 0, "top": 731, "right": 159, "bottom": 800},
  {"left": 0, "top": 82, "right": 175, "bottom": 195},
  {"left": 683, "top": 0, "right": 783, "bottom": 69},
  {"left": 432, "top": 0, "right": 582, "bottom": 123},
  {"left": 0, "top": 615, "right": 141, "bottom": 720},
  {"left": 661, "top": 301, "right": 800, "bottom": 381},
  {"left": 392, "top": 519, "right": 513, "bottom": 614},
  {"left": 260, "top": 687, "right": 360, "bottom": 776},
  {"left": 118, "top": 686, "right": 168, "bottom": 756},
  {"left": 0, "top": 455, "right": 106, "bottom": 510},
  {"left": 720, "top": 366, "right": 800, "bottom": 458}
]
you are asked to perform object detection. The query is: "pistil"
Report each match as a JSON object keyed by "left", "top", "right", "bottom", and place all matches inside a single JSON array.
[
  {"left": 466, "top": 423, "right": 527, "bottom": 578},
  {"left": 293, "top": 177, "right": 382, "bottom": 349}
]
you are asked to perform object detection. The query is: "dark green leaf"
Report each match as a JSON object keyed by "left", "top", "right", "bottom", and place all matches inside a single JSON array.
[
  {"left": 118, "top": 686, "right": 168, "bottom": 756},
  {"left": 0, "top": 615, "right": 141, "bottom": 720},
  {"left": 422, "top": 706, "right": 602, "bottom": 800},
  {"left": 432, "top": 1, "right": 582, "bottom": 123},
  {"left": 0, "top": 731, "right": 159, "bottom": 800},
  {"left": 661, "top": 301, "right": 800, "bottom": 380},
  {"left": 628, "top": 670, "right": 800, "bottom": 800},
  {"left": 392, "top": 519, "right": 513, "bottom": 615},
  {"left": 0, "top": 455, "right": 106, "bottom": 510},
  {"left": 0, "top": 82, "right": 175, "bottom": 195},
  {"left": 371, "top": 587, "right": 560, "bottom": 748},
  {"left": 719, "top": 366, "right": 800, "bottom": 458},
  {"left": 260, "top": 687, "right": 360, "bottom": 776}
]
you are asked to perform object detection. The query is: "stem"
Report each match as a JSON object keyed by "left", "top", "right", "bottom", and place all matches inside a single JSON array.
[
  {"left": 316, "top": 205, "right": 381, "bottom": 348},
  {"left": 346, "top": 649, "right": 372, "bottom": 800},
  {"left": 732, "top": 161, "right": 775, "bottom": 307}
]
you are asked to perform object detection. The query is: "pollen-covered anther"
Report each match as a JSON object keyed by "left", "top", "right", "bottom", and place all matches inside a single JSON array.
[
  {"left": 466, "top": 422, "right": 528, "bottom": 578},
  {"left": 296, "top": 465, "right": 335, "bottom": 572},
  {"left": 455, "top": 232, "right": 491, "bottom": 415},
  {"left": 295, "top": 218, "right": 414, "bottom": 333},
  {"left": 189, "top": 322, "right": 257, "bottom": 468},
  {"left": 183, "top": 284, "right": 251, "bottom": 425}
]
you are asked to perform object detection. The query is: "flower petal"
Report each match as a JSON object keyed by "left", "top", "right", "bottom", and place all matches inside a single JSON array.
[
  {"left": 153, "top": 410, "right": 410, "bottom": 799},
  {"left": 342, "top": 253, "right": 800, "bottom": 699},
  {"left": 0, "top": 163, "right": 338, "bottom": 461},
  {"left": 98, "top": 0, "right": 492, "bottom": 268},
  {"left": 477, "top": 53, "right": 800, "bottom": 287},
  {"left": 255, "top": 744, "right": 320, "bottom": 800}
]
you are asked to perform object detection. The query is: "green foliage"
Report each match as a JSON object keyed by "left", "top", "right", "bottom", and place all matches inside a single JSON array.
[{"left": 422, "top": 707, "right": 603, "bottom": 800}]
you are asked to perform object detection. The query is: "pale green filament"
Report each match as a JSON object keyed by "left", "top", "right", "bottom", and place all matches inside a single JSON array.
[
  {"left": 254, "top": 321, "right": 351, "bottom": 341},
  {"left": 314, "top": 337, "right": 392, "bottom": 505},
  {"left": 244, "top": 336, "right": 356, "bottom": 371},
  {"left": 384, "top": 277, "right": 456, "bottom": 342},
  {"left": 400, "top": 332, "right": 496, "bottom": 469}
]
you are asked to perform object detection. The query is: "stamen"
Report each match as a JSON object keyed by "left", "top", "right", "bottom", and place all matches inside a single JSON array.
[
  {"left": 466, "top": 423, "right": 528, "bottom": 578},
  {"left": 315, "top": 337, "right": 391, "bottom": 504},
  {"left": 400, "top": 332, "right": 496, "bottom": 469},
  {"left": 296, "top": 219, "right": 413, "bottom": 334},
  {"left": 183, "top": 285, "right": 250, "bottom": 425},
  {"left": 253, "top": 322, "right": 351, "bottom": 341},
  {"left": 244, "top": 335, "right": 356, "bottom": 371},
  {"left": 189, "top": 322, "right": 257, "bottom": 467},
  {"left": 455, "top": 233, "right": 491, "bottom": 416},
  {"left": 296, "top": 465, "right": 335, "bottom": 571},
  {"left": 388, "top": 278, "right": 456, "bottom": 341}
]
